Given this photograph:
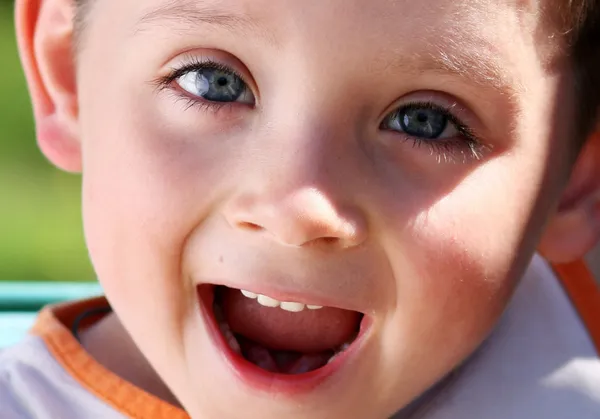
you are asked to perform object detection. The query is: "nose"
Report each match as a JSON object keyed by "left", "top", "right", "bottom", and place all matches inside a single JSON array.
[{"left": 225, "top": 185, "right": 367, "bottom": 249}]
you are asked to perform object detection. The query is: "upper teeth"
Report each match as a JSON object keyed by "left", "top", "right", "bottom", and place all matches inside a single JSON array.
[{"left": 240, "top": 290, "right": 323, "bottom": 312}]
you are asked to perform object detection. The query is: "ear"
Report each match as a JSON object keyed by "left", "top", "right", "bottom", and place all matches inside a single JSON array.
[
  {"left": 538, "top": 131, "right": 600, "bottom": 263},
  {"left": 15, "top": 0, "right": 81, "bottom": 172}
]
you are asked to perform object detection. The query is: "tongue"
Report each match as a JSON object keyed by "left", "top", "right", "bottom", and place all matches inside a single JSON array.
[{"left": 222, "top": 287, "right": 361, "bottom": 353}]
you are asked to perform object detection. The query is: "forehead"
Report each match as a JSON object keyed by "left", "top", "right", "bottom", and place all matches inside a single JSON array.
[
  {"left": 129, "top": 0, "right": 540, "bottom": 55},
  {"left": 132, "top": 0, "right": 544, "bottom": 35},
  {"left": 133, "top": 0, "right": 554, "bottom": 45},
  {"left": 87, "top": 0, "right": 561, "bottom": 102}
]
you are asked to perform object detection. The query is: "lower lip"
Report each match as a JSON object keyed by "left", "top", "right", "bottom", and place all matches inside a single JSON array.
[{"left": 197, "top": 285, "right": 371, "bottom": 395}]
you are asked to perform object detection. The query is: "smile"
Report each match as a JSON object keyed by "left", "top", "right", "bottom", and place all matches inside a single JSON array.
[{"left": 197, "top": 284, "right": 370, "bottom": 394}]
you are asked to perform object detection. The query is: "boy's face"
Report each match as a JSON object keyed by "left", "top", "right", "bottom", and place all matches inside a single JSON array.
[{"left": 55, "top": 0, "right": 577, "bottom": 417}]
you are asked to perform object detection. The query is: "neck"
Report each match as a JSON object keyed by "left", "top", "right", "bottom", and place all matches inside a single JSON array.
[{"left": 79, "top": 312, "right": 182, "bottom": 408}]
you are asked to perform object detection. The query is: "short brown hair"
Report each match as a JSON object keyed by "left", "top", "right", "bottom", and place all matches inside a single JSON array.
[{"left": 556, "top": 0, "right": 600, "bottom": 142}]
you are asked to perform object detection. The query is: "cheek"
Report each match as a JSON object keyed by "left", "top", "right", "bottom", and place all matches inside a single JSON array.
[
  {"left": 79, "top": 91, "right": 237, "bottom": 312},
  {"left": 380, "top": 157, "right": 548, "bottom": 363}
]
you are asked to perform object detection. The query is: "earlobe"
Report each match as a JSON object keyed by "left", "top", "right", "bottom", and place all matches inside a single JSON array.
[
  {"left": 15, "top": 0, "right": 81, "bottom": 172},
  {"left": 539, "top": 132, "right": 600, "bottom": 263}
]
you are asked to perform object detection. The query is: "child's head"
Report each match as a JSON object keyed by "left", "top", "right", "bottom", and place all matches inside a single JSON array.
[{"left": 14, "top": 0, "right": 600, "bottom": 417}]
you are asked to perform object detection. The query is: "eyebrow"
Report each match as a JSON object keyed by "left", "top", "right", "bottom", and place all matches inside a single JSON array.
[
  {"left": 136, "top": 0, "right": 522, "bottom": 98},
  {"left": 135, "top": 0, "right": 275, "bottom": 45},
  {"left": 432, "top": 50, "right": 520, "bottom": 97},
  {"left": 386, "top": 41, "right": 523, "bottom": 99}
]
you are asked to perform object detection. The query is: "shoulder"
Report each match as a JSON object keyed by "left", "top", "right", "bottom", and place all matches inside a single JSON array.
[
  {"left": 0, "top": 334, "right": 72, "bottom": 418},
  {"left": 415, "top": 255, "right": 600, "bottom": 419},
  {"left": 0, "top": 320, "right": 127, "bottom": 419}
]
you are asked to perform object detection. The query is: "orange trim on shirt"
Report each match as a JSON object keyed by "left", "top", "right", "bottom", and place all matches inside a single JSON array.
[
  {"left": 553, "top": 260, "right": 600, "bottom": 355},
  {"left": 31, "top": 298, "right": 189, "bottom": 419}
]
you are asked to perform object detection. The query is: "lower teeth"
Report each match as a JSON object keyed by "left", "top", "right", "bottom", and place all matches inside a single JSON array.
[
  {"left": 219, "top": 321, "right": 242, "bottom": 354},
  {"left": 338, "top": 342, "right": 351, "bottom": 352},
  {"left": 214, "top": 298, "right": 242, "bottom": 354},
  {"left": 327, "top": 341, "right": 352, "bottom": 364}
]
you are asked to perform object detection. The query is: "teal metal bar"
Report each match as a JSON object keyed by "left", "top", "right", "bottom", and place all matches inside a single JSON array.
[
  {"left": 0, "top": 282, "right": 103, "bottom": 348},
  {"left": 0, "top": 312, "right": 39, "bottom": 348},
  {"left": 0, "top": 281, "right": 103, "bottom": 311}
]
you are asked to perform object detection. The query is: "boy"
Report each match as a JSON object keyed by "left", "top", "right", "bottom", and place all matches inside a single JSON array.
[{"left": 1, "top": 0, "right": 600, "bottom": 417}]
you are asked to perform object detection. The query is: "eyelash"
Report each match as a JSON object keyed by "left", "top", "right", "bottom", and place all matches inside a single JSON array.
[
  {"left": 154, "top": 60, "right": 488, "bottom": 162},
  {"left": 154, "top": 57, "right": 251, "bottom": 114},
  {"left": 385, "top": 102, "right": 488, "bottom": 163}
]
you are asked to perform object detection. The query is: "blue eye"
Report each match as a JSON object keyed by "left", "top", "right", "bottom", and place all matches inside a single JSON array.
[
  {"left": 176, "top": 66, "right": 254, "bottom": 104},
  {"left": 383, "top": 104, "right": 459, "bottom": 139}
]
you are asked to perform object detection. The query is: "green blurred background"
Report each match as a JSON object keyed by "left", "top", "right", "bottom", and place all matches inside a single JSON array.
[{"left": 0, "top": 0, "right": 95, "bottom": 282}]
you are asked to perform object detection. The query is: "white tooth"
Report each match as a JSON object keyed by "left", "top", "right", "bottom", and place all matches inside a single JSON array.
[
  {"left": 257, "top": 294, "right": 280, "bottom": 307},
  {"left": 280, "top": 302, "right": 305, "bottom": 312},
  {"left": 327, "top": 353, "right": 339, "bottom": 364},
  {"left": 219, "top": 322, "right": 241, "bottom": 354},
  {"left": 241, "top": 290, "right": 258, "bottom": 299},
  {"left": 339, "top": 342, "right": 351, "bottom": 352},
  {"left": 306, "top": 305, "right": 323, "bottom": 310},
  {"left": 227, "top": 334, "right": 242, "bottom": 354}
]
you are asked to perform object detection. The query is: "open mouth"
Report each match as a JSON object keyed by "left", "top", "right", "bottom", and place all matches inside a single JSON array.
[{"left": 199, "top": 284, "right": 365, "bottom": 376}]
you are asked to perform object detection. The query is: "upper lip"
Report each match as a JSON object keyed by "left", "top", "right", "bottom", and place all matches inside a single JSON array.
[{"left": 187, "top": 232, "right": 383, "bottom": 315}]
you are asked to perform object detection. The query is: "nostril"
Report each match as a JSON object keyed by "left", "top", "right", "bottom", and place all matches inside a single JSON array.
[
  {"left": 238, "top": 221, "right": 263, "bottom": 231},
  {"left": 305, "top": 236, "right": 340, "bottom": 247},
  {"left": 321, "top": 237, "right": 339, "bottom": 245}
]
